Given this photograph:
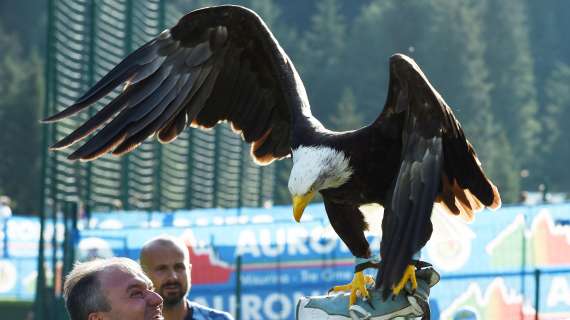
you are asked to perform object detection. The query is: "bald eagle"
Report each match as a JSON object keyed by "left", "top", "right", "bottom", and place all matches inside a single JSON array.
[{"left": 44, "top": 5, "right": 501, "bottom": 302}]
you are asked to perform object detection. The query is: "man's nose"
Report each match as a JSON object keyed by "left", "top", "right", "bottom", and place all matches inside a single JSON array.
[
  {"left": 166, "top": 268, "right": 178, "bottom": 280},
  {"left": 147, "top": 290, "right": 163, "bottom": 307}
]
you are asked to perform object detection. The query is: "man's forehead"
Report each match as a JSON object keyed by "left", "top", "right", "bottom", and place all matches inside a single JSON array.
[
  {"left": 99, "top": 266, "right": 152, "bottom": 290},
  {"left": 144, "top": 243, "right": 187, "bottom": 261}
]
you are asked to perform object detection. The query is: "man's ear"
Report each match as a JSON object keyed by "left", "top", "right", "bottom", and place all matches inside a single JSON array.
[{"left": 88, "top": 312, "right": 105, "bottom": 320}]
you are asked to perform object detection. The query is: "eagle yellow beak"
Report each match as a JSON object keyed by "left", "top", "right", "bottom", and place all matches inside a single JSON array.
[{"left": 292, "top": 191, "right": 316, "bottom": 223}]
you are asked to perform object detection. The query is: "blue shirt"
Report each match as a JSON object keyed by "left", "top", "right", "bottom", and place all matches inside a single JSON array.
[{"left": 184, "top": 300, "right": 234, "bottom": 320}]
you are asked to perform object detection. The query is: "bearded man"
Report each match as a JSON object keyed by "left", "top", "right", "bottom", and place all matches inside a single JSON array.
[{"left": 140, "top": 236, "right": 233, "bottom": 320}]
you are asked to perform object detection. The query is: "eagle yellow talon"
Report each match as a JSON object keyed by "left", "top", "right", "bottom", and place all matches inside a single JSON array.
[
  {"left": 392, "top": 264, "right": 417, "bottom": 296},
  {"left": 329, "top": 271, "right": 375, "bottom": 305}
]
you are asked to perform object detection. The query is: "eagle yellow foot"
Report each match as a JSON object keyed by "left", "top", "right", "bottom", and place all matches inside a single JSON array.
[
  {"left": 329, "top": 271, "right": 375, "bottom": 305},
  {"left": 392, "top": 264, "right": 418, "bottom": 296}
]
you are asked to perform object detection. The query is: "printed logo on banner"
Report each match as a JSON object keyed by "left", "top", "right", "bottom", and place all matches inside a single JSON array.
[
  {"left": 22, "top": 271, "right": 37, "bottom": 295},
  {"left": 78, "top": 237, "right": 114, "bottom": 261},
  {"left": 486, "top": 210, "right": 570, "bottom": 268},
  {"left": 193, "top": 289, "right": 325, "bottom": 320},
  {"left": 179, "top": 224, "right": 367, "bottom": 286},
  {"left": 427, "top": 208, "right": 475, "bottom": 272},
  {"left": 180, "top": 230, "right": 234, "bottom": 284},
  {"left": 0, "top": 260, "right": 17, "bottom": 293},
  {"left": 440, "top": 278, "right": 535, "bottom": 320},
  {"left": 440, "top": 277, "right": 570, "bottom": 320}
]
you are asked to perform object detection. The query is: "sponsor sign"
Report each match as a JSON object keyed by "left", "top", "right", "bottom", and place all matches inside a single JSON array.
[{"left": 1, "top": 203, "right": 569, "bottom": 319}]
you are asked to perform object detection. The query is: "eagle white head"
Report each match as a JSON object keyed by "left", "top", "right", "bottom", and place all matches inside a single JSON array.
[{"left": 288, "top": 145, "right": 353, "bottom": 222}]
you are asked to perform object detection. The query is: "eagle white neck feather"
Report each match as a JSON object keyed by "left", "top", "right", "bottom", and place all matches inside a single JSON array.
[{"left": 288, "top": 146, "right": 353, "bottom": 196}]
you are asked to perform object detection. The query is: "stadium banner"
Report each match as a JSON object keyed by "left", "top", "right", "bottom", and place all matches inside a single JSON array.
[{"left": 1, "top": 203, "right": 570, "bottom": 319}]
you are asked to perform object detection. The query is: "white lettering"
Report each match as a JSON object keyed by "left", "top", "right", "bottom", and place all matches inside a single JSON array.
[
  {"left": 547, "top": 276, "right": 570, "bottom": 307},
  {"left": 194, "top": 290, "right": 329, "bottom": 320},
  {"left": 310, "top": 226, "right": 337, "bottom": 254},
  {"left": 264, "top": 293, "right": 292, "bottom": 319},
  {"left": 260, "top": 229, "right": 286, "bottom": 257},
  {"left": 213, "top": 295, "right": 225, "bottom": 312},
  {"left": 234, "top": 225, "right": 365, "bottom": 258},
  {"left": 321, "top": 268, "right": 354, "bottom": 283},
  {"left": 229, "top": 295, "right": 236, "bottom": 316},
  {"left": 300, "top": 270, "right": 319, "bottom": 283},
  {"left": 193, "top": 296, "right": 209, "bottom": 307},
  {"left": 236, "top": 230, "right": 260, "bottom": 257},
  {"left": 240, "top": 274, "right": 290, "bottom": 286},
  {"left": 242, "top": 294, "right": 262, "bottom": 320},
  {"left": 287, "top": 228, "right": 309, "bottom": 255}
]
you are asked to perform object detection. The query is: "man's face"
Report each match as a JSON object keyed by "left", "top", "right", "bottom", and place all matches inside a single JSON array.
[
  {"left": 143, "top": 244, "right": 191, "bottom": 306},
  {"left": 96, "top": 267, "right": 163, "bottom": 320}
]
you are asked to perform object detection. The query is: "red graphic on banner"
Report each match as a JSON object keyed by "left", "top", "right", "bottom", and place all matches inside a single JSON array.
[
  {"left": 180, "top": 232, "right": 234, "bottom": 285},
  {"left": 442, "top": 277, "right": 570, "bottom": 320},
  {"left": 186, "top": 245, "right": 234, "bottom": 284},
  {"left": 487, "top": 211, "right": 570, "bottom": 267}
]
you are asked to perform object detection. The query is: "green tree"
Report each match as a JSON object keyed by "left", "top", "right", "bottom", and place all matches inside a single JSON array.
[
  {"left": 0, "top": 0, "right": 47, "bottom": 52},
  {"left": 0, "top": 26, "right": 43, "bottom": 214},
  {"left": 345, "top": 0, "right": 432, "bottom": 120},
  {"left": 482, "top": 0, "right": 541, "bottom": 185},
  {"left": 296, "top": 0, "right": 348, "bottom": 122},
  {"left": 526, "top": 0, "right": 570, "bottom": 193},
  {"left": 540, "top": 63, "right": 570, "bottom": 191},
  {"left": 423, "top": 0, "right": 520, "bottom": 202},
  {"left": 329, "top": 87, "right": 364, "bottom": 131},
  {"left": 526, "top": 0, "right": 570, "bottom": 104}
]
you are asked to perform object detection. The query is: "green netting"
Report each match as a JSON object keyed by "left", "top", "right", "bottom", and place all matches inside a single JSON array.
[
  {"left": 37, "top": 1, "right": 276, "bottom": 318},
  {"left": 43, "top": 0, "right": 275, "bottom": 213}
]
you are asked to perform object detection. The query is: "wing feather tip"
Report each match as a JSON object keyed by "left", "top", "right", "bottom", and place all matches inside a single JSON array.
[
  {"left": 42, "top": 111, "right": 73, "bottom": 123},
  {"left": 49, "top": 142, "right": 68, "bottom": 151},
  {"left": 488, "top": 184, "right": 502, "bottom": 210},
  {"left": 41, "top": 115, "right": 60, "bottom": 123}
]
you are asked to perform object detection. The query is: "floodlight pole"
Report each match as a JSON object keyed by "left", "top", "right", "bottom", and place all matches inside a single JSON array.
[{"left": 35, "top": 0, "right": 56, "bottom": 317}]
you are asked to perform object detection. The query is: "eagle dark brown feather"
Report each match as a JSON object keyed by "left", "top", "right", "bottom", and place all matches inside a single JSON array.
[{"left": 44, "top": 5, "right": 300, "bottom": 164}]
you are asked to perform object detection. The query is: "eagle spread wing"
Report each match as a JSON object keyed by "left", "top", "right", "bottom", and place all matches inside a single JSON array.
[
  {"left": 44, "top": 5, "right": 307, "bottom": 164},
  {"left": 376, "top": 54, "right": 501, "bottom": 297},
  {"left": 44, "top": 4, "right": 502, "bottom": 304}
]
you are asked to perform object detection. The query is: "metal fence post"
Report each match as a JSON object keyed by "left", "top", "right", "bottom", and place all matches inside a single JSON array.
[
  {"left": 213, "top": 128, "right": 223, "bottom": 207},
  {"left": 84, "top": 0, "right": 98, "bottom": 220},
  {"left": 185, "top": 133, "right": 195, "bottom": 209},
  {"left": 35, "top": 0, "right": 56, "bottom": 317},
  {"left": 2, "top": 220, "right": 7, "bottom": 258},
  {"left": 235, "top": 255, "right": 242, "bottom": 320},
  {"left": 534, "top": 268, "right": 540, "bottom": 320}
]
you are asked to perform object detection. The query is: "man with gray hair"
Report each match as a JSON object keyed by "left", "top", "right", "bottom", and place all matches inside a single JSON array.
[
  {"left": 63, "top": 257, "right": 164, "bottom": 320},
  {"left": 140, "top": 236, "right": 233, "bottom": 320}
]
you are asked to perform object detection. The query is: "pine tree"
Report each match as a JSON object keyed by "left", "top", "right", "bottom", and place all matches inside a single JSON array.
[
  {"left": 526, "top": 0, "right": 570, "bottom": 193},
  {"left": 329, "top": 87, "right": 364, "bottom": 131},
  {"left": 482, "top": 0, "right": 541, "bottom": 181},
  {"left": 540, "top": 63, "right": 570, "bottom": 191},
  {"left": 526, "top": 0, "right": 570, "bottom": 98},
  {"left": 345, "top": 0, "right": 432, "bottom": 120},
  {"left": 296, "top": 0, "right": 347, "bottom": 122},
  {"left": 0, "top": 0, "right": 47, "bottom": 52},
  {"left": 0, "top": 25, "right": 43, "bottom": 214},
  {"left": 423, "top": 0, "right": 520, "bottom": 202}
]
